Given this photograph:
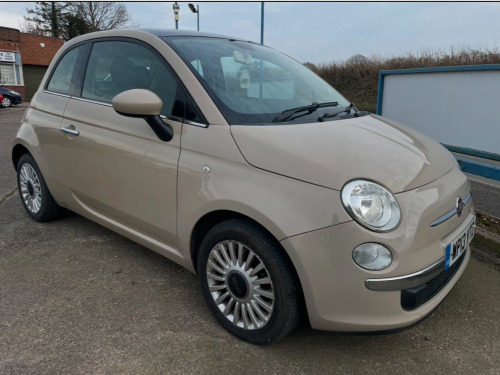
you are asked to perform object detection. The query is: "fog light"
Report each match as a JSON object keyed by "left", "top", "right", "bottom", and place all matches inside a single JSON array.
[{"left": 353, "top": 243, "right": 392, "bottom": 271}]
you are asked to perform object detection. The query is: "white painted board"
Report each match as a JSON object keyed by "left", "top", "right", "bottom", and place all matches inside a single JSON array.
[{"left": 380, "top": 70, "right": 500, "bottom": 155}]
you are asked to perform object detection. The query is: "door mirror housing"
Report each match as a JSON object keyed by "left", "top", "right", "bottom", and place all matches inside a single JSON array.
[{"left": 112, "top": 89, "right": 174, "bottom": 142}]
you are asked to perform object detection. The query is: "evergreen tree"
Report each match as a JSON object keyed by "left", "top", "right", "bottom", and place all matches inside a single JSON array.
[
  {"left": 24, "top": 2, "right": 69, "bottom": 38},
  {"left": 61, "top": 13, "right": 90, "bottom": 40}
]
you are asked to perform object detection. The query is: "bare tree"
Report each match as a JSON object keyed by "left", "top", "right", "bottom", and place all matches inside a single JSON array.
[
  {"left": 303, "top": 62, "right": 318, "bottom": 71},
  {"left": 68, "top": 2, "right": 133, "bottom": 32},
  {"left": 20, "top": 19, "right": 40, "bottom": 34},
  {"left": 345, "top": 54, "right": 368, "bottom": 66},
  {"left": 23, "top": 2, "right": 137, "bottom": 41}
]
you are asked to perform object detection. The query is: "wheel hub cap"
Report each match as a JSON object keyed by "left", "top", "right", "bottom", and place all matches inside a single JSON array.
[
  {"left": 206, "top": 240, "right": 275, "bottom": 330},
  {"left": 227, "top": 272, "right": 249, "bottom": 299},
  {"left": 27, "top": 181, "right": 34, "bottom": 196}
]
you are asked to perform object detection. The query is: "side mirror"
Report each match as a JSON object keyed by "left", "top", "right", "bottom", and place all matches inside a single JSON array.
[{"left": 112, "top": 89, "right": 174, "bottom": 142}]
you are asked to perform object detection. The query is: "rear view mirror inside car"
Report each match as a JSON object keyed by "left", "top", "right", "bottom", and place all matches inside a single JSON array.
[{"left": 233, "top": 50, "right": 252, "bottom": 65}]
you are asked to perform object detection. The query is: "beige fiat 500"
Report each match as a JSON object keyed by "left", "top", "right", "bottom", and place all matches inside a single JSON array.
[{"left": 12, "top": 29, "right": 475, "bottom": 344}]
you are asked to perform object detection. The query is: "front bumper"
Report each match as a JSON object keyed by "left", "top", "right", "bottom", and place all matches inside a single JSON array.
[{"left": 280, "top": 165, "right": 473, "bottom": 332}]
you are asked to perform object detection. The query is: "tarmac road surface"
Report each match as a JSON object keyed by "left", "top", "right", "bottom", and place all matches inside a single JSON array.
[{"left": 1, "top": 103, "right": 499, "bottom": 374}]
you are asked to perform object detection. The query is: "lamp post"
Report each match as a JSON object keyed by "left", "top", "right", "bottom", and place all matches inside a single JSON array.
[
  {"left": 188, "top": 3, "right": 199, "bottom": 31},
  {"left": 259, "top": 2, "right": 265, "bottom": 98},
  {"left": 173, "top": 2, "right": 180, "bottom": 30},
  {"left": 260, "top": 2, "right": 264, "bottom": 45}
]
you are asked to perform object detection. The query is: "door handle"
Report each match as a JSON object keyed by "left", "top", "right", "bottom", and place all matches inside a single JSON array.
[{"left": 61, "top": 127, "right": 79, "bottom": 136}]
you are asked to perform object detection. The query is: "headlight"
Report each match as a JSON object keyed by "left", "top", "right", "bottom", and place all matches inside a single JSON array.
[
  {"left": 341, "top": 180, "right": 401, "bottom": 232},
  {"left": 9, "top": 90, "right": 20, "bottom": 95}
]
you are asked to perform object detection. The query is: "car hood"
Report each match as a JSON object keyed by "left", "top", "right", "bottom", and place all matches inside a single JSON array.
[{"left": 230, "top": 114, "right": 455, "bottom": 193}]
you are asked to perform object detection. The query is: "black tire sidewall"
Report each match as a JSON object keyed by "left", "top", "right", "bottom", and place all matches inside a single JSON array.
[{"left": 198, "top": 219, "right": 300, "bottom": 344}]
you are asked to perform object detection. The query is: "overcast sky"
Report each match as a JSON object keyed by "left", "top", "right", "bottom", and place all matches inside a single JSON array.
[{"left": 2, "top": 1, "right": 500, "bottom": 64}]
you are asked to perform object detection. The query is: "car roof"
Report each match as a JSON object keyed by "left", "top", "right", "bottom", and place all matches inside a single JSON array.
[
  {"left": 63, "top": 28, "right": 257, "bottom": 51},
  {"left": 136, "top": 28, "right": 251, "bottom": 42}
]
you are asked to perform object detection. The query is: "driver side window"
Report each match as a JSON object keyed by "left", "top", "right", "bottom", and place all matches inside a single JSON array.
[
  {"left": 47, "top": 46, "right": 85, "bottom": 95},
  {"left": 82, "top": 41, "right": 182, "bottom": 117}
]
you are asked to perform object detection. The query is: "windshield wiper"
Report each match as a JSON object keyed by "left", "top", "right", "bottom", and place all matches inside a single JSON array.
[
  {"left": 318, "top": 103, "right": 356, "bottom": 122},
  {"left": 272, "top": 101, "right": 339, "bottom": 123}
]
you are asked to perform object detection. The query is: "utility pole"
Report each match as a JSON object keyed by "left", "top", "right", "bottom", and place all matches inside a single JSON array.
[
  {"left": 259, "top": 2, "right": 265, "bottom": 98},
  {"left": 173, "top": 2, "right": 179, "bottom": 30},
  {"left": 260, "top": 2, "right": 264, "bottom": 45}
]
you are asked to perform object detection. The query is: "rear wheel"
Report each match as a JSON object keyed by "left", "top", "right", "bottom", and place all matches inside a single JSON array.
[
  {"left": 1, "top": 96, "right": 12, "bottom": 108},
  {"left": 17, "top": 154, "right": 63, "bottom": 222},
  {"left": 198, "top": 219, "right": 301, "bottom": 344}
]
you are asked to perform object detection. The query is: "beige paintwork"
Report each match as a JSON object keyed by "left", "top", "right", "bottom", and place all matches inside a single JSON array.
[
  {"left": 231, "top": 114, "right": 455, "bottom": 193},
  {"left": 13, "top": 29, "right": 474, "bottom": 332},
  {"left": 112, "top": 89, "right": 163, "bottom": 116},
  {"left": 282, "top": 165, "right": 472, "bottom": 331}
]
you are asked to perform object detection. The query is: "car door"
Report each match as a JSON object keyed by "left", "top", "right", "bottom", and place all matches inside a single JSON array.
[
  {"left": 29, "top": 44, "right": 89, "bottom": 194},
  {"left": 58, "top": 39, "right": 186, "bottom": 249}
]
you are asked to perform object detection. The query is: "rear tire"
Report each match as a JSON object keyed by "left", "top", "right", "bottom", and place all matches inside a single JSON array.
[
  {"left": 197, "top": 219, "right": 301, "bottom": 344},
  {"left": 17, "top": 153, "right": 63, "bottom": 222},
  {"left": 1, "top": 96, "right": 12, "bottom": 108}
]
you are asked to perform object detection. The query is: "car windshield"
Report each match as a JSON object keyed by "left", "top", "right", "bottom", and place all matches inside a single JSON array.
[{"left": 163, "top": 36, "right": 351, "bottom": 125}]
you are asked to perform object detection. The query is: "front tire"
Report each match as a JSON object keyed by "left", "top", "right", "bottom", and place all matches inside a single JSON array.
[
  {"left": 198, "top": 219, "right": 301, "bottom": 344},
  {"left": 17, "top": 153, "right": 63, "bottom": 222}
]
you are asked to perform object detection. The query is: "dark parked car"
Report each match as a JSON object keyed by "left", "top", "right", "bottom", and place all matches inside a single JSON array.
[{"left": 0, "top": 87, "right": 23, "bottom": 108}]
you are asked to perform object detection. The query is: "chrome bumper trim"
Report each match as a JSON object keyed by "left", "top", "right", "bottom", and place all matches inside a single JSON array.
[
  {"left": 365, "top": 257, "right": 445, "bottom": 291},
  {"left": 430, "top": 191, "right": 472, "bottom": 227}
]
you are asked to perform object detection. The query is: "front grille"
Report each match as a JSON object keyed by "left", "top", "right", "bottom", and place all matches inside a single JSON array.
[{"left": 401, "top": 251, "right": 466, "bottom": 311}]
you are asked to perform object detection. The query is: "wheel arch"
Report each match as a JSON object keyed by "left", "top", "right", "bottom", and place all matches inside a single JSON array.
[
  {"left": 189, "top": 209, "right": 308, "bottom": 321},
  {"left": 12, "top": 144, "right": 31, "bottom": 171}
]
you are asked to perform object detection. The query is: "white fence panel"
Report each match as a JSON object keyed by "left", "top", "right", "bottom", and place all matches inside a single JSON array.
[{"left": 378, "top": 66, "right": 500, "bottom": 156}]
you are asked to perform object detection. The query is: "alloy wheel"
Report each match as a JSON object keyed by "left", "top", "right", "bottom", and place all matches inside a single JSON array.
[
  {"left": 19, "top": 163, "right": 42, "bottom": 214},
  {"left": 206, "top": 240, "right": 275, "bottom": 330},
  {"left": 1, "top": 96, "right": 12, "bottom": 107}
]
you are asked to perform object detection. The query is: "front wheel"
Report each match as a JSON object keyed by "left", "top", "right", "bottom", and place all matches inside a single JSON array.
[
  {"left": 17, "top": 153, "right": 63, "bottom": 222},
  {"left": 197, "top": 219, "right": 301, "bottom": 344}
]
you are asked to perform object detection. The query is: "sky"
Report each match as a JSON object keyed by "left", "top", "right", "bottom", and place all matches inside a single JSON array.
[{"left": 2, "top": 1, "right": 500, "bottom": 64}]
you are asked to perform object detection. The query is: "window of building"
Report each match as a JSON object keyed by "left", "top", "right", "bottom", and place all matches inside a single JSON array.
[
  {"left": 0, "top": 63, "right": 16, "bottom": 85},
  {"left": 0, "top": 51, "right": 23, "bottom": 86}
]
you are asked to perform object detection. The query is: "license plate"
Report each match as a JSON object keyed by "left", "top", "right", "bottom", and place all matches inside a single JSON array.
[{"left": 445, "top": 217, "right": 475, "bottom": 270}]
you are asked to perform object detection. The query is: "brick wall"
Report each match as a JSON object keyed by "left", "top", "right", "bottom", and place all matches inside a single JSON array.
[
  {"left": 0, "top": 41, "right": 20, "bottom": 53},
  {"left": 0, "top": 27, "right": 20, "bottom": 43},
  {"left": 0, "top": 27, "right": 21, "bottom": 53},
  {"left": 19, "top": 33, "right": 64, "bottom": 66},
  {"left": 1, "top": 28, "right": 64, "bottom": 101}
]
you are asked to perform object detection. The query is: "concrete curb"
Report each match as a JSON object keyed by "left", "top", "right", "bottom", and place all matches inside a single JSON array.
[{"left": 473, "top": 226, "right": 500, "bottom": 254}]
